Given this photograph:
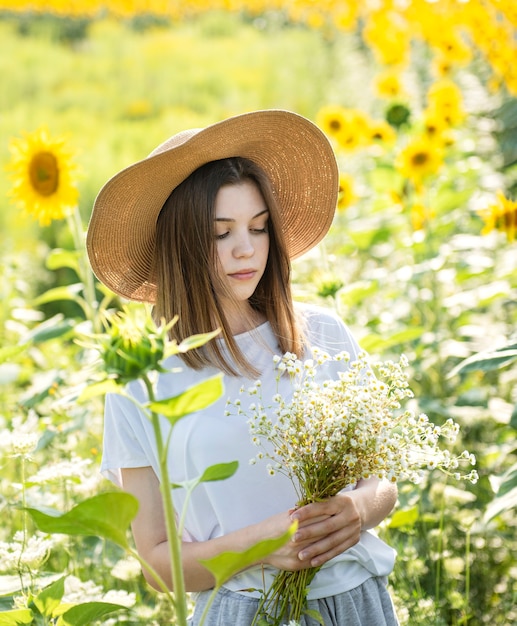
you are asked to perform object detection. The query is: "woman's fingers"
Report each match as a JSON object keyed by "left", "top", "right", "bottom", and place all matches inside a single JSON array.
[{"left": 290, "top": 494, "right": 362, "bottom": 566}]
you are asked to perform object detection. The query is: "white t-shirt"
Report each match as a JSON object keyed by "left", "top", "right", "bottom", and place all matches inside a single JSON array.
[{"left": 101, "top": 304, "right": 396, "bottom": 599}]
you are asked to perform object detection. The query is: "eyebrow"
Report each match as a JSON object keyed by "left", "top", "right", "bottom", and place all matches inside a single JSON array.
[{"left": 215, "top": 209, "right": 269, "bottom": 222}]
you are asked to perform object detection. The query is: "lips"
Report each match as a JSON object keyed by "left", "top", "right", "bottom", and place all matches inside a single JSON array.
[{"left": 228, "top": 269, "right": 256, "bottom": 280}]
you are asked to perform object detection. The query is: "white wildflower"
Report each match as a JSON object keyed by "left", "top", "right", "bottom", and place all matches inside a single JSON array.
[
  {"left": 28, "top": 455, "right": 92, "bottom": 485},
  {"left": 102, "top": 589, "right": 136, "bottom": 608},
  {"left": 110, "top": 555, "right": 142, "bottom": 581},
  {"left": 63, "top": 575, "right": 104, "bottom": 604},
  {"left": 0, "top": 532, "right": 53, "bottom": 573}
]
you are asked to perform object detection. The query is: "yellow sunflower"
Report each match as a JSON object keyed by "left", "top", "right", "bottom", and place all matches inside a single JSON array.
[
  {"left": 8, "top": 127, "right": 79, "bottom": 226},
  {"left": 374, "top": 70, "right": 405, "bottom": 99},
  {"left": 410, "top": 201, "right": 436, "bottom": 231},
  {"left": 368, "top": 120, "right": 397, "bottom": 146},
  {"left": 316, "top": 106, "right": 367, "bottom": 152},
  {"left": 422, "top": 108, "right": 455, "bottom": 147},
  {"left": 337, "top": 173, "right": 357, "bottom": 211},
  {"left": 395, "top": 137, "right": 444, "bottom": 184},
  {"left": 426, "top": 79, "right": 465, "bottom": 127},
  {"left": 477, "top": 191, "right": 517, "bottom": 242},
  {"left": 316, "top": 105, "right": 349, "bottom": 141},
  {"left": 433, "top": 31, "right": 472, "bottom": 66}
]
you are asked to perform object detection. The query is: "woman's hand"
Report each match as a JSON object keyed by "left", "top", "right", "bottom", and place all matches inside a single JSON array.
[
  {"left": 266, "top": 477, "right": 398, "bottom": 570},
  {"left": 286, "top": 492, "right": 362, "bottom": 568},
  {"left": 258, "top": 510, "right": 331, "bottom": 572}
]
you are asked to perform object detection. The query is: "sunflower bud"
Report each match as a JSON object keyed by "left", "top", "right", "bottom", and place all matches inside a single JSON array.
[
  {"left": 385, "top": 102, "right": 411, "bottom": 129},
  {"left": 101, "top": 307, "right": 167, "bottom": 385}
]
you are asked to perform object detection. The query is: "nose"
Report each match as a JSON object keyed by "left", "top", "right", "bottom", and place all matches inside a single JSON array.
[{"left": 233, "top": 231, "right": 254, "bottom": 258}]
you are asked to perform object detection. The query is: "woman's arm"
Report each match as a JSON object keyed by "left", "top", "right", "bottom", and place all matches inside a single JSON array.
[
  {"left": 121, "top": 468, "right": 396, "bottom": 592},
  {"left": 121, "top": 466, "right": 302, "bottom": 592}
]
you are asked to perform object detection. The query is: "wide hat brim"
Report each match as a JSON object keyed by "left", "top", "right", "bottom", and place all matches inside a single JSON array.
[{"left": 86, "top": 109, "right": 338, "bottom": 303}]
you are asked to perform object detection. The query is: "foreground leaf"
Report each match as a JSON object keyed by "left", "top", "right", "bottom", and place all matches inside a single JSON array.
[
  {"left": 26, "top": 492, "right": 138, "bottom": 549},
  {"left": 176, "top": 329, "right": 221, "bottom": 352},
  {"left": 33, "top": 576, "right": 64, "bottom": 617},
  {"left": 57, "top": 602, "right": 128, "bottom": 626},
  {"left": 173, "top": 461, "right": 239, "bottom": 490},
  {"left": 0, "top": 609, "right": 33, "bottom": 625},
  {"left": 200, "top": 524, "right": 297, "bottom": 588},
  {"left": 199, "top": 461, "right": 239, "bottom": 483},
  {"left": 148, "top": 374, "right": 223, "bottom": 425}
]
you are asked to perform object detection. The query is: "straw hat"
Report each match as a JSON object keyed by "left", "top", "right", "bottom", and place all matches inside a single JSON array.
[{"left": 86, "top": 109, "right": 338, "bottom": 303}]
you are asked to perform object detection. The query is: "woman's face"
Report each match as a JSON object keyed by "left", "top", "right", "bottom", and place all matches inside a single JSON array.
[{"left": 213, "top": 181, "right": 270, "bottom": 313}]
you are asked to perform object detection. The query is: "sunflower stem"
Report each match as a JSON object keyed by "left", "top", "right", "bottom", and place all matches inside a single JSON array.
[
  {"left": 142, "top": 374, "right": 188, "bottom": 626},
  {"left": 67, "top": 207, "right": 100, "bottom": 331}
]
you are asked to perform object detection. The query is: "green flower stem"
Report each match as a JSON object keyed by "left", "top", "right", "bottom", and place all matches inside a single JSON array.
[
  {"left": 128, "top": 546, "right": 174, "bottom": 599},
  {"left": 143, "top": 375, "right": 188, "bottom": 626},
  {"left": 253, "top": 566, "right": 320, "bottom": 625},
  {"left": 435, "top": 484, "right": 446, "bottom": 610},
  {"left": 18, "top": 455, "right": 28, "bottom": 594},
  {"left": 67, "top": 207, "right": 99, "bottom": 332}
]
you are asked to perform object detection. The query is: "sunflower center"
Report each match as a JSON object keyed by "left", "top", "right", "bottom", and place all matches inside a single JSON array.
[
  {"left": 29, "top": 151, "right": 59, "bottom": 196},
  {"left": 412, "top": 151, "right": 429, "bottom": 166}
]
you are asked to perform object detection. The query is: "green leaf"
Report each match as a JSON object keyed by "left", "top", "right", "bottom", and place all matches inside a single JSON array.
[
  {"left": 0, "top": 609, "right": 33, "bottom": 625},
  {"left": 360, "top": 327, "right": 424, "bottom": 353},
  {"left": 303, "top": 607, "right": 325, "bottom": 625},
  {"left": 177, "top": 329, "right": 221, "bottom": 352},
  {"left": 57, "top": 602, "right": 128, "bottom": 626},
  {"left": 338, "top": 280, "right": 379, "bottom": 307},
  {"left": 26, "top": 492, "right": 138, "bottom": 549},
  {"left": 199, "top": 523, "right": 297, "bottom": 588},
  {"left": 33, "top": 283, "right": 83, "bottom": 306},
  {"left": 0, "top": 345, "right": 27, "bottom": 364},
  {"left": 497, "top": 463, "right": 517, "bottom": 498},
  {"left": 77, "top": 379, "right": 121, "bottom": 402},
  {"left": 387, "top": 506, "right": 419, "bottom": 529},
  {"left": 172, "top": 461, "right": 239, "bottom": 491},
  {"left": 46, "top": 248, "right": 81, "bottom": 274},
  {"left": 33, "top": 576, "right": 65, "bottom": 617},
  {"left": 21, "top": 314, "right": 76, "bottom": 344},
  {"left": 483, "top": 485, "right": 517, "bottom": 523},
  {"left": 448, "top": 346, "right": 517, "bottom": 377},
  {"left": 510, "top": 403, "right": 517, "bottom": 431},
  {"left": 199, "top": 461, "right": 239, "bottom": 483},
  {"left": 148, "top": 374, "right": 224, "bottom": 426}
]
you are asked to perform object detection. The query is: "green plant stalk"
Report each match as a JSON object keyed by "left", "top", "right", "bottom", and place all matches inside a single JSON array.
[
  {"left": 435, "top": 485, "right": 446, "bottom": 610},
  {"left": 18, "top": 455, "right": 29, "bottom": 595},
  {"left": 143, "top": 375, "right": 188, "bottom": 626},
  {"left": 460, "top": 527, "right": 472, "bottom": 626},
  {"left": 67, "top": 207, "right": 99, "bottom": 331}
]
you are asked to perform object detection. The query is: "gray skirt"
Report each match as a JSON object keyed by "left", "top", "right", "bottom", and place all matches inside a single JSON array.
[{"left": 188, "top": 576, "right": 399, "bottom": 626}]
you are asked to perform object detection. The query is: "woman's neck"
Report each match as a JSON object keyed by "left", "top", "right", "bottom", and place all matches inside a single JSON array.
[{"left": 222, "top": 301, "right": 267, "bottom": 336}]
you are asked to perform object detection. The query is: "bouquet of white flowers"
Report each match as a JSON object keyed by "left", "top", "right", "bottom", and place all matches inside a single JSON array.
[{"left": 236, "top": 349, "right": 478, "bottom": 626}]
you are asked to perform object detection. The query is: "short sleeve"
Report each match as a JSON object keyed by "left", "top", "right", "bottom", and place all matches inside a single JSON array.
[
  {"left": 300, "top": 304, "right": 362, "bottom": 359},
  {"left": 100, "top": 388, "right": 156, "bottom": 487}
]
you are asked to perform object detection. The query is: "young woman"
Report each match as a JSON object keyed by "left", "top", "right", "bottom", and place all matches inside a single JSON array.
[{"left": 87, "top": 110, "right": 399, "bottom": 625}]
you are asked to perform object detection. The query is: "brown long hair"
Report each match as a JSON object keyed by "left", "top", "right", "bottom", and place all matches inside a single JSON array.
[{"left": 153, "top": 157, "right": 305, "bottom": 377}]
